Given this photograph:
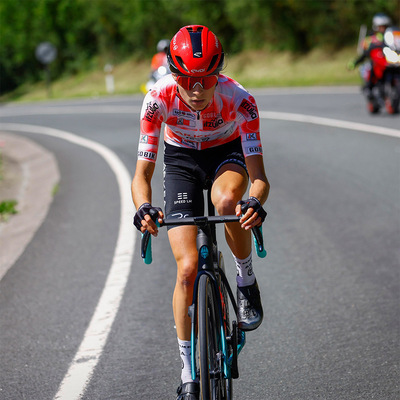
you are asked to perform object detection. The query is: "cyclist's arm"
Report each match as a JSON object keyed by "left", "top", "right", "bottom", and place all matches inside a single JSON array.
[
  {"left": 236, "top": 154, "right": 270, "bottom": 229},
  {"left": 131, "top": 160, "right": 163, "bottom": 235}
]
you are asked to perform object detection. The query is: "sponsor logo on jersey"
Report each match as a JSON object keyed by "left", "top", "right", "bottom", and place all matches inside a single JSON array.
[
  {"left": 140, "top": 135, "right": 158, "bottom": 145},
  {"left": 138, "top": 150, "right": 156, "bottom": 160},
  {"left": 177, "top": 118, "right": 196, "bottom": 128},
  {"left": 173, "top": 109, "right": 196, "bottom": 120},
  {"left": 140, "top": 135, "right": 147, "bottom": 143},
  {"left": 202, "top": 112, "right": 220, "bottom": 119},
  {"left": 144, "top": 102, "right": 160, "bottom": 122},
  {"left": 246, "top": 146, "right": 262, "bottom": 154},
  {"left": 203, "top": 118, "right": 224, "bottom": 129},
  {"left": 239, "top": 99, "right": 258, "bottom": 120},
  {"left": 246, "top": 132, "right": 258, "bottom": 141}
]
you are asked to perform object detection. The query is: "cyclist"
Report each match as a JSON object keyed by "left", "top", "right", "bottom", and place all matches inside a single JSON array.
[
  {"left": 132, "top": 25, "right": 270, "bottom": 400},
  {"left": 150, "top": 39, "right": 170, "bottom": 74},
  {"left": 348, "top": 12, "right": 392, "bottom": 103}
]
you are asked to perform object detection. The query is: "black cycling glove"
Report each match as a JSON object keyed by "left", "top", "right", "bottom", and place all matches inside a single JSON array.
[
  {"left": 133, "top": 203, "right": 162, "bottom": 231},
  {"left": 237, "top": 197, "right": 267, "bottom": 223}
]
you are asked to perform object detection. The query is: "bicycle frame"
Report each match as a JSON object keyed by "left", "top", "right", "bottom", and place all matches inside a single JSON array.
[{"left": 140, "top": 189, "right": 266, "bottom": 395}]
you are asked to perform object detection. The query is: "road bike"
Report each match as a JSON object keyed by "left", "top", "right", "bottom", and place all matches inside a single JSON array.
[{"left": 141, "top": 189, "right": 266, "bottom": 400}]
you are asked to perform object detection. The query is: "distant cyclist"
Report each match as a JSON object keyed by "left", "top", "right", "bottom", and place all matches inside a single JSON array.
[
  {"left": 132, "top": 25, "right": 270, "bottom": 400},
  {"left": 348, "top": 13, "right": 392, "bottom": 100},
  {"left": 150, "top": 39, "right": 170, "bottom": 74},
  {"left": 141, "top": 39, "right": 171, "bottom": 93}
]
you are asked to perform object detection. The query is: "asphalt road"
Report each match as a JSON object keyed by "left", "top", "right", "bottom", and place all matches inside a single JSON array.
[{"left": 0, "top": 87, "right": 399, "bottom": 400}]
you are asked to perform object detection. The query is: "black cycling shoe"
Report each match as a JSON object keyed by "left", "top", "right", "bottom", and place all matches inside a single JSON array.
[
  {"left": 176, "top": 382, "right": 199, "bottom": 400},
  {"left": 237, "top": 280, "right": 263, "bottom": 331}
]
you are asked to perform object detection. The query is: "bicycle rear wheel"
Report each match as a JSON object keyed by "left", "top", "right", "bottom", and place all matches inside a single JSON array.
[{"left": 198, "top": 274, "right": 224, "bottom": 400}]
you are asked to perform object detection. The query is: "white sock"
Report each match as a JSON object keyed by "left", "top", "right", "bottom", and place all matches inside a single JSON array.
[
  {"left": 233, "top": 252, "right": 256, "bottom": 287},
  {"left": 178, "top": 338, "right": 194, "bottom": 384}
]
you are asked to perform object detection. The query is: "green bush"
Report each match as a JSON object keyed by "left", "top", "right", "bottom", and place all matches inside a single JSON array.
[{"left": 1, "top": 0, "right": 398, "bottom": 95}]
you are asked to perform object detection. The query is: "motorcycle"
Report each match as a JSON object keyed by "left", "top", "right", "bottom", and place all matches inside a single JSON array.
[
  {"left": 382, "top": 27, "right": 400, "bottom": 114},
  {"left": 140, "top": 65, "right": 170, "bottom": 95},
  {"left": 361, "top": 27, "right": 400, "bottom": 114}
]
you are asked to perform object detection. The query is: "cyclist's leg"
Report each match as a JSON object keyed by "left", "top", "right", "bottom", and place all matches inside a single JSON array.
[
  {"left": 211, "top": 163, "right": 251, "bottom": 259},
  {"left": 164, "top": 147, "right": 204, "bottom": 389},
  {"left": 169, "top": 226, "right": 200, "bottom": 392},
  {"left": 211, "top": 163, "right": 263, "bottom": 331},
  {"left": 168, "top": 225, "right": 198, "bottom": 340}
]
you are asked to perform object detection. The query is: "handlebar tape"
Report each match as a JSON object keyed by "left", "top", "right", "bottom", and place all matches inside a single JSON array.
[
  {"left": 252, "top": 225, "right": 267, "bottom": 258},
  {"left": 141, "top": 231, "right": 152, "bottom": 264},
  {"left": 141, "top": 208, "right": 161, "bottom": 264}
]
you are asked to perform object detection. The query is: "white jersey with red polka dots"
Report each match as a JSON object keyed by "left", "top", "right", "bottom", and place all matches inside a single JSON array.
[{"left": 138, "top": 74, "right": 262, "bottom": 162}]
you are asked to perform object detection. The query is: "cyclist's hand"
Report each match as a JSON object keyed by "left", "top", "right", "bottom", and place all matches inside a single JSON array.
[
  {"left": 236, "top": 197, "right": 267, "bottom": 230},
  {"left": 133, "top": 203, "right": 164, "bottom": 236}
]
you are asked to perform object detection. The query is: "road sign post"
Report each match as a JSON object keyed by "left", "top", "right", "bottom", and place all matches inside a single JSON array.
[{"left": 35, "top": 42, "right": 57, "bottom": 98}]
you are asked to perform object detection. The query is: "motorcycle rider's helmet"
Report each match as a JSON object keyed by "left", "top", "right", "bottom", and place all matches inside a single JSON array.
[
  {"left": 167, "top": 25, "right": 224, "bottom": 77},
  {"left": 372, "top": 13, "right": 391, "bottom": 31},
  {"left": 157, "top": 39, "right": 170, "bottom": 53}
]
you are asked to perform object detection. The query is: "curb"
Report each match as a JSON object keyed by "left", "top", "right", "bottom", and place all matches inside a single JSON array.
[{"left": 0, "top": 132, "right": 60, "bottom": 281}]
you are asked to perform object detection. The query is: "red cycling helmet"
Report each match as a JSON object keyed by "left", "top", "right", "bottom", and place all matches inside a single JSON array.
[{"left": 167, "top": 25, "right": 224, "bottom": 77}]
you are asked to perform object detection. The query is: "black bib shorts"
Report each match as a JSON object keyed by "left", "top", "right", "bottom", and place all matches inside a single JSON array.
[{"left": 163, "top": 137, "right": 247, "bottom": 225}]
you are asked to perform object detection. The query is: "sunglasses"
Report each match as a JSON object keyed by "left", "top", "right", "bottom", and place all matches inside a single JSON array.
[{"left": 176, "top": 74, "right": 218, "bottom": 90}]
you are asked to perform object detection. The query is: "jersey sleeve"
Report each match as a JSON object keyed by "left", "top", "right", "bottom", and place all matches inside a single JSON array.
[
  {"left": 137, "top": 91, "right": 164, "bottom": 163},
  {"left": 237, "top": 94, "right": 263, "bottom": 157}
]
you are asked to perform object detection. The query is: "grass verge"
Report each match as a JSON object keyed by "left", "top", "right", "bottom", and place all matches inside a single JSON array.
[
  {"left": 0, "top": 200, "right": 18, "bottom": 221},
  {"left": 1, "top": 47, "right": 361, "bottom": 103}
]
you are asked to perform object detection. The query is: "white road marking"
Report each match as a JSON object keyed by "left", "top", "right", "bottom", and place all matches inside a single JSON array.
[
  {"left": 0, "top": 106, "right": 140, "bottom": 117},
  {"left": 0, "top": 123, "right": 136, "bottom": 400},
  {"left": 1, "top": 104, "right": 399, "bottom": 138},
  {"left": 259, "top": 111, "right": 400, "bottom": 138}
]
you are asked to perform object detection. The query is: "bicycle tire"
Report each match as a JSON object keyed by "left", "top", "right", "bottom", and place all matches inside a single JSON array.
[
  {"left": 198, "top": 274, "right": 223, "bottom": 400},
  {"left": 217, "top": 252, "right": 232, "bottom": 399}
]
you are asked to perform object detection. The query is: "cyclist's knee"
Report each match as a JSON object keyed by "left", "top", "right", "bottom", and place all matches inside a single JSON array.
[
  {"left": 214, "top": 189, "right": 240, "bottom": 215},
  {"left": 176, "top": 258, "right": 197, "bottom": 287}
]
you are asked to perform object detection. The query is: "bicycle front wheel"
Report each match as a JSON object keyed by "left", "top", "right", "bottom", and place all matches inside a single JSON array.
[{"left": 198, "top": 274, "right": 224, "bottom": 400}]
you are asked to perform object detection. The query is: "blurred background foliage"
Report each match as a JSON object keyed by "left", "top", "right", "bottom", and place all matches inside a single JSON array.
[{"left": 1, "top": 0, "right": 399, "bottom": 95}]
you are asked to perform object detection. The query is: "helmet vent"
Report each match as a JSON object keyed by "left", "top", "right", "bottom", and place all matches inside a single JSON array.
[
  {"left": 189, "top": 31, "right": 203, "bottom": 58},
  {"left": 175, "top": 56, "right": 189, "bottom": 73},
  {"left": 186, "top": 26, "right": 204, "bottom": 33},
  {"left": 207, "top": 54, "right": 219, "bottom": 72}
]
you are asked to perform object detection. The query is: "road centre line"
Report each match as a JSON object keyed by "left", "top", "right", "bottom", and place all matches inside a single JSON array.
[
  {"left": 0, "top": 106, "right": 140, "bottom": 117},
  {"left": 1, "top": 106, "right": 399, "bottom": 138},
  {"left": 0, "top": 122, "right": 135, "bottom": 400}
]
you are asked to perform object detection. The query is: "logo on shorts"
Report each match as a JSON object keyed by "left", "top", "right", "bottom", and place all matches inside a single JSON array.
[
  {"left": 171, "top": 212, "right": 190, "bottom": 219},
  {"left": 174, "top": 192, "right": 193, "bottom": 205}
]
